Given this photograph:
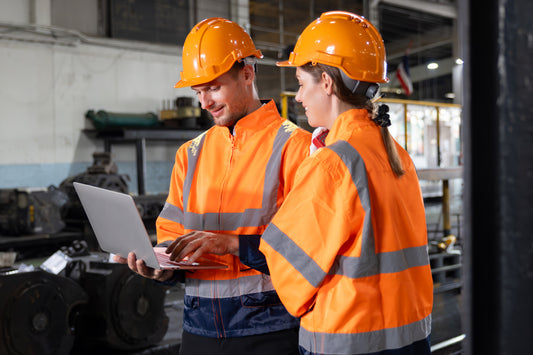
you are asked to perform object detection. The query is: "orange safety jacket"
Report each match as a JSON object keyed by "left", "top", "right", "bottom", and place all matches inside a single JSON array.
[
  {"left": 260, "top": 109, "right": 433, "bottom": 354},
  {"left": 156, "top": 100, "right": 311, "bottom": 338}
]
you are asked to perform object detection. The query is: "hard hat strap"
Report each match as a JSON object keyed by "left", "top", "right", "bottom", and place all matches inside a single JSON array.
[
  {"left": 340, "top": 69, "right": 379, "bottom": 99},
  {"left": 239, "top": 56, "right": 258, "bottom": 72}
]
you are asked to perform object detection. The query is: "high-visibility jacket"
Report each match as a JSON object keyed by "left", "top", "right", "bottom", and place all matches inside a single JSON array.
[
  {"left": 260, "top": 109, "right": 433, "bottom": 355},
  {"left": 156, "top": 100, "right": 311, "bottom": 338}
]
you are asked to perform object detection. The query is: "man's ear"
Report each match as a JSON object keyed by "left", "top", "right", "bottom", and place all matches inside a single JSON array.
[
  {"left": 242, "top": 65, "right": 255, "bottom": 84},
  {"left": 321, "top": 72, "right": 334, "bottom": 96}
]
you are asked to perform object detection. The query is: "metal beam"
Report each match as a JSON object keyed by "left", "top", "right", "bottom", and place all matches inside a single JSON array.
[
  {"left": 379, "top": 0, "right": 456, "bottom": 19},
  {"left": 462, "top": 0, "right": 533, "bottom": 353},
  {"left": 385, "top": 57, "right": 456, "bottom": 87},
  {"left": 386, "top": 27, "right": 453, "bottom": 61},
  {"left": 368, "top": 0, "right": 456, "bottom": 29}
]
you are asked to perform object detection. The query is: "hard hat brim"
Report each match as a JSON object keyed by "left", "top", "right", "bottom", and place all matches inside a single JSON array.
[
  {"left": 174, "top": 80, "right": 191, "bottom": 88},
  {"left": 276, "top": 60, "right": 295, "bottom": 67}
]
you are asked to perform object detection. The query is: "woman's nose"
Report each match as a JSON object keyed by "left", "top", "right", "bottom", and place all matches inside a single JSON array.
[{"left": 295, "top": 90, "right": 302, "bottom": 103}]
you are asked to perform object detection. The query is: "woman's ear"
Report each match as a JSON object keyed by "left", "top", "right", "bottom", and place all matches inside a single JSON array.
[{"left": 321, "top": 72, "right": 334, "bottom": 96}]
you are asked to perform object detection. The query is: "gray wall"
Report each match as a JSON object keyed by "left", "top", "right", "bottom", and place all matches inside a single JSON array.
[{"left": 0, "top": 0, "right": 239, "bottom": 194}]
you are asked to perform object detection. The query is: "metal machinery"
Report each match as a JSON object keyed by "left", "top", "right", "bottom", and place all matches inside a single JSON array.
[
  {"left": 159, "top": 96, "right": 210, "bottom": 129},
  {"left": 1, "top": 242, "right": 170, "bottom": 354},
  {"left": 0, "top": 186, "right": 67, "bottom": 236},
  {"left": 59, "top": 152, "right": 130, "bottom": 228},
  {"left": 0, "top": 152, "right": 175, "bottom": 354},
  {"left": 0, "top": 269, "right": 88, "bottom": 355}
]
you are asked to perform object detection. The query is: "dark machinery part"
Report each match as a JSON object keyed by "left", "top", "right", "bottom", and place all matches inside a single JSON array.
[
  {"left": 73, "top": 260, "right": 168, "bottom": 351},
  {"left": 133, "top": 193, "right": 167, "bottom": 233},
  {"left": 0, "top": 270, "right": 88, "bottom": 355},
  {"left": 59, "top": 152, "right": 130, "bottom": 226},
  {"left": 36, "top": 248, "right": 170, "bottom": 352},
  {"left": 0, "top": 186, "right": 68, "bottom": 236},
  {"left": 85, "top": 152, "right": 119, "bottom": 174},
  {"left": 85, "top": 110, "right": 159, "bottom": 129},
  {"left": 429, "top": 251, "right": 463, "bottom": 350},
  {"left": 160, "top": 96, "right": 212, "bottom": 129}
]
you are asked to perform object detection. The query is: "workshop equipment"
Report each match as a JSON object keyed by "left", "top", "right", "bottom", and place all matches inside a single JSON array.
[
  {"left": 0, "top": 269, "right": 88, "bottom": 355},
  {"left": 86, "top": 110, "right": 159, "bottom": 129},
  {"left": 0, "top": 186, "right": 67, "bottom": 236}
]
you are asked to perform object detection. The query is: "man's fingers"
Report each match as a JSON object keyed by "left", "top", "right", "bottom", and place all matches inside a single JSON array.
[
  {"left": 165, "top": 236, "right": 182, "bottom": 252},
  {"left": 169, "top": 238, "right": 199, "bottom": 261},
  {"left": 186, "top": 245, "right": 207, "bottom": 264},
  {"left": 154, "top": 269, "right": 174, "bottom": 282},
  {"left": 127, "top": 252, "right": 139, "bottom": 272},
  {"left": 165, "top": 232, "right": 197, "bottom": 254},
  {"left": 123, "top": 252, "right": 176, "bottom": 282},
  {"left": 113, "top": 254, "right": 127, "bottom": 264},
  {"left": 136, "top": 258, "right": 153, "bottom": 277}
]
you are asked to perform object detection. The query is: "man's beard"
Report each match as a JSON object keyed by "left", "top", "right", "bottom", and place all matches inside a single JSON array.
[{"left": 210, "top": 108, "right": 247, "bottom": 127}]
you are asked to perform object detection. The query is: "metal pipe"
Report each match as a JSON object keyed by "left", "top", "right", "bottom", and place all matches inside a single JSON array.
[
  {"left": 462, "top": 0, "right": 533, "bottom": 353},
  {"left": 279, "top": 0, "right": 285, "bottom": 92},
  {"left": 403, "top": 103, "right": 408, "bottom": 152},
  {"left": 442, "top": 179, "right": 451, "bottom": 236},
  {"left": 280, "top": 92, "right": 289, "bottom": 120},
  {"left": 436, "top": 106, "right": 441, "bottom": 167}
]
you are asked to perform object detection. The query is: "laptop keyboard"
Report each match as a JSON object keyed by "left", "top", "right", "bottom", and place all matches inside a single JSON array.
[
  {"left": 155, "top": 251, "right": 183, "bottom": 267},
  {"left": 155, "top": 251, "right": 199, "bottom": 268}
]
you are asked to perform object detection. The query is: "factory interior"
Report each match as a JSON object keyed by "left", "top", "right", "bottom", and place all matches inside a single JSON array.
[{"left": 0, "top": 0, "right": 531, "bottom": 354}]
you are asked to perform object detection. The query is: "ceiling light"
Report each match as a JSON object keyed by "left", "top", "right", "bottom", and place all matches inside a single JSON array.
[
  {"left": 455, "top": 58, "right": 464, "bottom": 65},
  {"left": 427, "top": 62, "right": 439, "bottom": 70},
  {"left": 445, "top": 93, "right": 455, "bottom": 99}
]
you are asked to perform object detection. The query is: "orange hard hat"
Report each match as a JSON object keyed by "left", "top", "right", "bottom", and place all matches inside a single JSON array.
[
  {"left": 175, "top": 18, "right": 263, "bottom": 88},
  {"left": 277, "top": 11, "right": 388, "bottom": 83}
]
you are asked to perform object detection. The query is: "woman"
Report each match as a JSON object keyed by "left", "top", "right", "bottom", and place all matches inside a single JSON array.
[{"left": 258, "top": 11, "right": 433, "bottom": 355}]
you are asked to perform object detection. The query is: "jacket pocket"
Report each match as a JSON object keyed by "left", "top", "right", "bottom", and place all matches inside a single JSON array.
[{"left": 239, "top": 274, "right": 281, "bottom": 307}]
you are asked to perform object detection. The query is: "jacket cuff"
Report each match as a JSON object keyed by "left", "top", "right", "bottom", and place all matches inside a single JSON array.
[
  {"left": 155, "top": 270, "right": 185, "bottom": 286},
  {"left": 154, "top": 240, "right": 185, "bottom": 285},
  {"left": 239, "top": 235, "right": 270, "bottom": 275}
]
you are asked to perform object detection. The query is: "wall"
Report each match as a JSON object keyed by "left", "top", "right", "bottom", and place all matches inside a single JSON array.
[{"left": 0, "top": 0, "right": 237, "bottom": 194}]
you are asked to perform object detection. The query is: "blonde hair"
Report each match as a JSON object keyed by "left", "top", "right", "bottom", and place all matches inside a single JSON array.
[{"left": 301, "top": 63, "right": 405, "bottom": 177}]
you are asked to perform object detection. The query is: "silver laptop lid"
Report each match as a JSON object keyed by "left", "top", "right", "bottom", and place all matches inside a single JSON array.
[{"left": 73, "top": 182, "right": 160, "bottom": 269}]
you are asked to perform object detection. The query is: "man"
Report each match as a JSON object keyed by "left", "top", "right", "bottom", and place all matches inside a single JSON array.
[{"left": 114, "top": 17, "right": 311, "bottom": 355}]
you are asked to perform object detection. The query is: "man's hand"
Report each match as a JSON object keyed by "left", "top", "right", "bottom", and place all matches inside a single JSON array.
[
  {"left": 113, "top": 253, "right": 174, "bottom": 282},
  {"left": 165, "top": 231, "right": 239, "bottom": 264}
]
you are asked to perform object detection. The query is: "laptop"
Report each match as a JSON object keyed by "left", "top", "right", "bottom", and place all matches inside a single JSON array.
[{"left": 73, "top": 182, "right": 227, "bottom": 270}]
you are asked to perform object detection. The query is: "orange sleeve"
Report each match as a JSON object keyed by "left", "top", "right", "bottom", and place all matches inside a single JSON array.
[
  {"left": 156, "top": 142, "right": 189, "bottom": 244},
  {"left": 279, "top": 127, "right": 312, "bottom": 200},
  {"left": 260, "top": 150, "right": 364, "bottom": 317}
]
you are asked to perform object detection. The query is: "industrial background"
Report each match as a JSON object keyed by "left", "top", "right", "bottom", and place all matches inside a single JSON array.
[{"left": 0, "top": 0, "right": 531, "bottom": 354}]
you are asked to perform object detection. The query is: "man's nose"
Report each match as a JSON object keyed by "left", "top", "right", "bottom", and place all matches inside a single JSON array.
[{"left": 199, "top": 93, "right": 213, "bottom": 109}]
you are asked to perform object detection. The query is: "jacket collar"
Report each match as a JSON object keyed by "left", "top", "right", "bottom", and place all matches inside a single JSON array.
[
  {"left": 213, "top": 100, "right": 281, "bottom": 140},
  {"left": 325, "top": 108, "right": 374, "bottom": 146}
]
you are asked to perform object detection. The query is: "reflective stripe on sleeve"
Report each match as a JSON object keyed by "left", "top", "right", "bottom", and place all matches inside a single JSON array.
[
  {"left": 158, "top": 201, "right": 183, "bottom": 222},
  {"left": 331, "top": 244, "right": 430, "bottom": 278},
  {"left": 262, "top": 223, "right": 327, "bottom": 288},
  {"left": 299, "top": 314, "right": 432, "bottom": 354},
  {"left": 263, "top": 140, "right": 429, "bottom": 283}
]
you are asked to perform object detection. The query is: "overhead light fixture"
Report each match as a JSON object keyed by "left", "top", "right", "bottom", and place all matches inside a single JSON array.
[
  {"left": 427, "top": 62, "right": 439, "bottom": 70},
  {"left": 445, "top": 92, "right": 455, "bottom": 99},
  {"left": 455, "top": 58, "right": 464, "bottom": 65}
]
